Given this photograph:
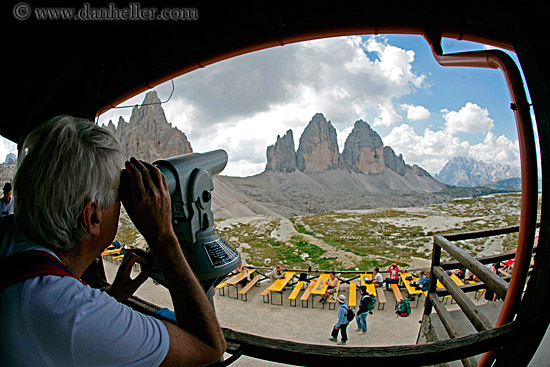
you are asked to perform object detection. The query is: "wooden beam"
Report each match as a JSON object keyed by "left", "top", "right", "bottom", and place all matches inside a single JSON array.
[
  {"left": 429, "top": 293, "right": 459, "bottom": 338},
  {"left": 441, "top": 222, "right": 539, "bottom": 242},
  {"left": 441, "top": 224, "right": 521, "bottom": 241},
  {"left": 222, "top": 322, "right": 520, "bottom": 366},
  {"left": 435, "top": 236, "right": 509, "bottom": 300},
  {"left": 433, "top": 266, "right": 493, "bottom": 332},
  {"left": 428, "top": 294, "right": 478, "bottom": 367}
]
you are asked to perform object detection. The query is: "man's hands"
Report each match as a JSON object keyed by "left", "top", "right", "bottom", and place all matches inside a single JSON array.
[
  {"left": 119, "top": 158, "right": 175, "bottom": 247},
  {"left": 106, "top": 249, "right": 150, "bottom": 302}
]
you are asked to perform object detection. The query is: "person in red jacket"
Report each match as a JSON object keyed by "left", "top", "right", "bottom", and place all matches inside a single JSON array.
[{"left": 385, "top": 263, "right": 400, "bottom": 290}]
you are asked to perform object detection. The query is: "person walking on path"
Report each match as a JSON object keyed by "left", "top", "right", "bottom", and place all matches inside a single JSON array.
[
  {"left": 355, "top": 285, "right": 371, "bottom": 335},
  {"left": 329, "top": 294, "right": 350, "bottom": 345}
]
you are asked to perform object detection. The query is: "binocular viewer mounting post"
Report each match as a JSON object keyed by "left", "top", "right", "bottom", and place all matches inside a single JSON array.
[{"left": 148, "top": 149, "right": 240, "bottom": 295}]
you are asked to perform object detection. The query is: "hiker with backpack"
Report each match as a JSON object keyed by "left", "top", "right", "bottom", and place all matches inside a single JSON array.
[
  {"left": 329, "top": 294, "right": 352, "bottom": 345},
  {"left": 355, "top": 285, "right": 376, "bottom": 335}
]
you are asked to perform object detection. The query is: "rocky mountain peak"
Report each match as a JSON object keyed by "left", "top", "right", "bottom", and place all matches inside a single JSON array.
[
  {"left": 342, "top": 120, "right": 385, "bottom": 174},
  {"left": 296, "top": 113, "right": 340, "bottom": 172},
  {"left": 265, "top": 112, "right": 437, "bottom": 185},
  {"left": 383, "top": 146, "right": 408, "bottom": 176},
  {"left": 112, "top": 91, "right": 192, "bottom": 162},
  {"left": 266, "top": 130, "right": 297, "bottom": 172}
]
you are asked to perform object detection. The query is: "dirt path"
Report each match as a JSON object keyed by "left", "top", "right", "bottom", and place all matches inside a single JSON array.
[{"left": 282, "top": 218, "right": 364, "bottom": 268}]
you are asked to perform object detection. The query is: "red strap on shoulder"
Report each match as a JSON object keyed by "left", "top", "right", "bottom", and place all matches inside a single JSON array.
[{"left": 0, "top": 250, "right": 85, "bottom": 291}]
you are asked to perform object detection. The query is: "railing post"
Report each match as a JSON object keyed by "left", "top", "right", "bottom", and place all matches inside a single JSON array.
[{"left": 423, "top": 236, "right": 441, "bottom": 317}]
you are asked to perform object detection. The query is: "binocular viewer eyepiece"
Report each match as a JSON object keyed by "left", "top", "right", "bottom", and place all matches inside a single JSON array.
[{"left": 131, "top": 150, "right": 241, "bottom": 295}]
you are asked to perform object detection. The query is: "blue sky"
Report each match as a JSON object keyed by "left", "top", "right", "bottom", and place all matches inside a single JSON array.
[{"left": 2, "top": 35, "right": 535, "bottom": 177}]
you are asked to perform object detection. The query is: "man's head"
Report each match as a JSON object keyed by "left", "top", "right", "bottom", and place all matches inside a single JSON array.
[
  {"left": 391, "top": 263, "right": 397, "bottom": 268},
  {"left": 360, "top": 285, "right": 367, "bottom": 294},
  {"left": 374, "top": 267, "right": 379, "bottom": 274},
  {"left": 276, "top": 265, "right": 282, "bottom": 271},
  {"left": 330, "top": 271, "right": 335, "bottom": 278},
  {"left": 14, "top": 115, "right": 123, "bottom": 253},
  {"left": 337, "top": 294, "right": 346, "bottom": 303},
  {"left": 3, "top": 182, "right": 12, "bottom": 199}
]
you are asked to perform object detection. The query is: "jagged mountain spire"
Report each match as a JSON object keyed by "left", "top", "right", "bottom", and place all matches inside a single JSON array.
[
  {"left": 342, "top": 120, "right": 385, "bottom": 174},
  {"left": 112, "top": 91, "right": 193, "bottom": 162},
  {"left": 296, "top": 113, "right": 340, "bottom": 172},
  {"left": 266, "top": 130, "right": 297, "bottom": 172}
]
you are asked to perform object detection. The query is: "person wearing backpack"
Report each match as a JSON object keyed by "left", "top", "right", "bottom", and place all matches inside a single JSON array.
[
  {"left": 355, "top": 285, "right": 374, "bottom": 335},
  {"left": 329, "top": 294, "right": 350, "bottom": 345}
]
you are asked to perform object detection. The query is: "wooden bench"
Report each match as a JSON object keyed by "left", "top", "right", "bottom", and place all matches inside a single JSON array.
[
  {"left": 261, "top": 287, "right": 271, "bottom": 303},
  {"left": 300, "top": 280, "right": 317, "bottom": 308},
  {"left": 288, "top": 281, "right": 304, "bottom": 307},
  {"left": 326, "top": 280, "right": 341, "bottom": 310},
  {"left": 215, "top": 282, "right": 228, "bottom": 296},
  {"left": 238, "top": 276, "right": 263, "bottom": 301},
  {"left": 391, "top": 283, "right": 403, "bottom": 308},
  {"left": 375, "top": 286, "right": 386, "bottom": 310},
  {"left": 348, "top": 282, "right": 357, "bottom": 309}
]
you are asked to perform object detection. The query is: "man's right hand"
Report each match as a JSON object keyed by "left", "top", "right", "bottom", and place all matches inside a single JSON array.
[
  {"left": 120, "top": 157, "right": 226, "bottom": 365},
  {"left": 119, "top": 157, "right": 175, "bottom": 247}
]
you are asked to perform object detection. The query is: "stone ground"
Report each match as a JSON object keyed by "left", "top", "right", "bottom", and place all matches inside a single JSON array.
[{"left": 104, "top": 261, "right": 496, "bottom": 366}]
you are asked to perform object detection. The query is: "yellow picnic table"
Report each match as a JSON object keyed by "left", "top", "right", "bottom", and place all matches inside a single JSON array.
[
  {"left": 311, "top": 273, "right": 331, "bottom": 295},
  {"left": 265, "top": 272, "right": 295, "bottom": 305},
  {"left": 268, "top": 272, "right": 295, "bottom": 291},
  {"left": 365, "top": 283, "right": 377, "bottom": 297},
  {"left": 400, "top": 272, "right": 423, "bottom": 307},
  {"left": 101, "top": 248, "right": 121, "bottom": 256},
  {"left": 360, "top": 273, "right": 373, "bottom": 287},
  {"left": 435, "top": 272, "right": 465, "bottom": 303},
  {"left": 450, "top": 273, "right": 465, "bottom": 286},
  {"left": 224, "top": 269, "right": 256, "bottom": 299},
  {"left": 226, "top": 269, "right": 256, "bottom": 285}
]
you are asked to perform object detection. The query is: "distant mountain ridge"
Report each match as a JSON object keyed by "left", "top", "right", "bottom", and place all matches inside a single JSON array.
[
  {"left": 436, "top": 156, "right": 520, "bottom": 187},
  {"left": 0, "top": 94, "right": 508, "bottom": 220},
  {"left": 265, "top": 113, "right": 436, "bottom": 181}
]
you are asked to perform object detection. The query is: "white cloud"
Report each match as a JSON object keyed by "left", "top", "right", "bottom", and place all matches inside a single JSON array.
[
  {"left": 94, "top": 37, "right": 520, "bottom": 178},
  {"left": 442, "top": 102, "right": 494, "bottom": 134},
  {"left": 0, "top": 137, "right": 17, "bottom": 164},
  {"left": 383, "top": 123, "right": 519, "bottom": 175},
  {"left": 401, "top": 104, "right": 430, "bottom": 121},
  {"left": 144, "top": 35, "right": 429, "bottom": 175},
  {"left": 469, "top": 131, "right": 519, "bottom": 166},
  {"left": 373, "top": 102, "right": 402, "bottom": 127}
]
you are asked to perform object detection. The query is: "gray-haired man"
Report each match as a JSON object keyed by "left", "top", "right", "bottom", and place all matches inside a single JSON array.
[{"left": 0, "top": 116, "right": 226, "bottom": 366}]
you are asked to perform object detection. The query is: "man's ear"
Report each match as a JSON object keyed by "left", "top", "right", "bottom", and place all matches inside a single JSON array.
[{"left": 82, "top": 199, "right": 101, "bottom": 236}]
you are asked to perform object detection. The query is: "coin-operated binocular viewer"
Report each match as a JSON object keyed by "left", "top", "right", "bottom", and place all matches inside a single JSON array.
[{"left": 150, "top": 149, "right": 240, "bottom": 297}]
